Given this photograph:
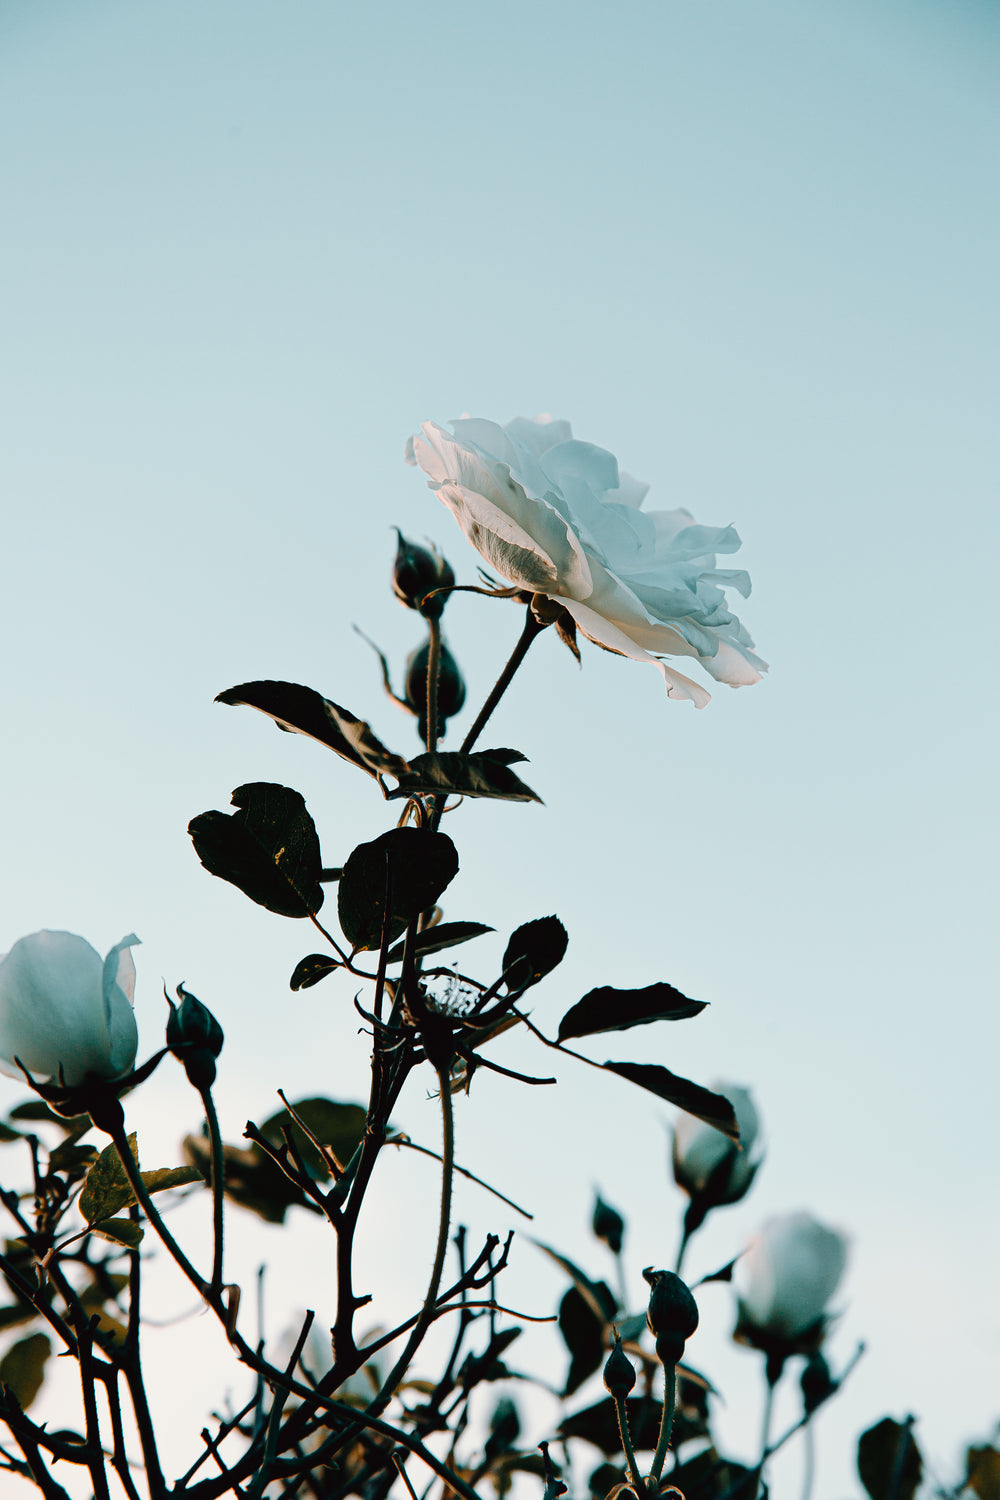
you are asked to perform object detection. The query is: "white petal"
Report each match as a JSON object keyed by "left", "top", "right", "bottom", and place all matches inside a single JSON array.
[
  {"left": 0, "top": 931, "right": 108, "bottom": 1085},
  {"left": 561, "top": 599, "right": 712, "bottom": 707}
]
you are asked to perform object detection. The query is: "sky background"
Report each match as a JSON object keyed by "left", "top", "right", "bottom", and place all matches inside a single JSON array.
[{"left": 1, "top": 1, "right": 998, "bottom": 1495}]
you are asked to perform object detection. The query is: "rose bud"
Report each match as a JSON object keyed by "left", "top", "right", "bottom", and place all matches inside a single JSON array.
[
  {"left": 602, "top": 1335, "right": 637, "bottom": 1398},
  {"left": 672, "top": 1083, "right": 762, "bottom": 1235},
  {"left": 166, "top": 984, "right": 224, "bottom": 1090},
  {"left": 643, "top": 1267, "right": 699, "bottom": 1368},
  {"left": 405, "top": 638, "right": 466, "bottom": 741},
  {"left": 734, "top": 1212, "right": 848, "bottom": 1379},
  {"left": 392, "top": 530, "right": 455, "bottom": 618},
  {"left": 592, "top": 1193, "right": 625, "bottom": 1256}
]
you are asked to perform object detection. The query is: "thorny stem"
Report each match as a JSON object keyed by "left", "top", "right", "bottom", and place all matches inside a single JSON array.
[
  {"left": 611, "top": 1390, "right": 645, "bottom": 1494},
  {"left": 121, "top": 1204, "right": 167, "bottom": 1500},
  {"left": 201, "top": 1085, "right": 226, "bottom": 1296},
  {"left": 650, "top": 1364, "right": 677, "bottom": 1481},
  {"left": 368, "top": 1062, "right": 455, "bottom": 1415},
  {"left": 109, "top": 1125, "right": 209, "bottom": 1302}
]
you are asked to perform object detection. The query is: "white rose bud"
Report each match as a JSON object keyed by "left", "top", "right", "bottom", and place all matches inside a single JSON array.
[
  {"left": 672, "top": 1082, "right": 762, "bottom": 1226},
  {"left": 0, "top": 930, "right": 140, "bottom": 1088},
  {"left": 736, "top": 1212, "right": 848, "bottom": 1361}
]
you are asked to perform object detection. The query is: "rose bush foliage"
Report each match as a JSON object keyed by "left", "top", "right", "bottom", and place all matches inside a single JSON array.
[{"left": 407, "top": 415, "right": 766, "bottom": 707}]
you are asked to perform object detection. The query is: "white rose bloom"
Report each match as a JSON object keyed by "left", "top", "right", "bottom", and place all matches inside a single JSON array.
[
  {"left": 0, "top": 930, "right": 140, "bottom": 1087},
  {"left": 406, "top": 415, "right": 766, "bottom": 708},
  {"left": 738, "top": 1212, "right": 848, "bottom": 1342},
  {"left": 673, "top": 1082, "right": 761, "bottom": 1204}
]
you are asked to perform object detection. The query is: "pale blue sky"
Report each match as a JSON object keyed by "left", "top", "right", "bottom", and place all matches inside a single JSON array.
[{"left": 1, "top": 2, "right": 998, "bottom": 1495}]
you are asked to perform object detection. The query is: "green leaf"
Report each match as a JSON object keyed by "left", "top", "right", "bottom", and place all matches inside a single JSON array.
[
  {"left": 858, "top": 1419, "right": 923, "bottom": 1500},
  {"left": 189, "top": 782, "right": 324, "bottom": 919},
  {"left": 338, "top": 827, "right": 459, "bottom": 952},
  {"left": 0, "top": 1304, "right": 38, "bottom": 1332},
  {"left": 47, "top": 1141, "right": 99, "bottom": 1177},
  {"left": 258, "top": 1098, "right": 368, "bottom": 1180},
  {"left": 600, "top": 1063, "right": 738, "bottom": 1139},
  {"left": 558, "top": 982, "right": 706, "bottom": 1043},
  {"left": 0, "top": 1332, "right": 50, "bottom": 1408},
  {"left": 80, "top": 1138, "right": 202, "bottom": 1225},
  {"left": 532, "top": 1240, "right": 616, "bottom": 1325},
  {"left": 92, "top": 1218, "right": 144, "bottom": 1248},
  {"left": 289, "top": 954, "right": 341, "bottom": 991},
  {"left": 383, "top": 921, "right": 493, "bottom": 964},
  {"left": 9, "top": 1101, "right": 90, "bottom": 1131},
  {"left": 0, "top": 1122, "right": 22, "bottom": 1143},
  {"left": 558, "top": 1282, "right": 616, "bottom": 1397},
  {"left": 390, "top": 749, "right": 541, "bottom": 803},
  {"left": 216, "top": 680, "right": 409, "bottom": 779},
  {"left": 80, "top": 1135, "right": 138, "bottom": 1224},
  {"left": 502, "top": 917, "right": 568, "bottom": 991},
  {"left": 967, "top": 1446, "right": 1000, "bottom": 1500},
  {"left": 560, "top": 1395, "right": 707, "bottom": 1454}
]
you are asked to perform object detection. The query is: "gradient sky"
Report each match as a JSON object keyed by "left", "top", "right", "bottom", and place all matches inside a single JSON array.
[{"left": 1, "top": 3, "right": 998, "bottom": 1496}]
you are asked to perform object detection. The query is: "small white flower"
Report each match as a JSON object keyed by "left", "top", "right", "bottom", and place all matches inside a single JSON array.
[
  {"left": 0, "top": 930, "right": 140, "bottom": 1087},
  {"left": 737, "top": 1211, "right": 848, "bottom": 1343},
  {"left": 407, "top": 415, "right": 766, "bottom": 707},
  {"left": 673, "top": 1081, "right": 761, "bottom": 1206}
]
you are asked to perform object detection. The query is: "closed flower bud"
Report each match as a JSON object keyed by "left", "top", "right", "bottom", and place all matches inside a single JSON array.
[
  {"left": 643, "top": 1268, "right": 699, "bottom": 1368},
  {"left": 602, "top": 1335, "right": 637, "bottom": 1398},
  {"left": 592, "top": 1193, "right": 625, "bottom": 1256},
  {"left": 734, "top": 1212, "right": 848, "bottom": 1373},
  {"left": 800, "top": 1351, "right": 836, "bottom": 1415},
  {"left": 672, "top": 1082, "right": 762, "bottom": 1232},
  {"left": 405, "top": 638, "right": 466, "bottom": 741},
  {"left": 166, "top": 984, "right": 224, "bottom": 1090},
  {"left": 392, "top": 530, "right": 455, "bottom": 618}
]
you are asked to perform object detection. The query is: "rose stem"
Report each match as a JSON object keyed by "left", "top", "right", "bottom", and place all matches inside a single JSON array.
[
  {"left": 425, "top": 613, "right": 441, "bottom": 752},
  {"left": 459, "top": 604, "right": 547, "bottom": 754},
  {"left": 200, "top": 1084, "right": 226, "bottom": 1297},
  {"left": 367, "top": 1061, "right": 455, "bottom": 1415},
  {"left": 650, "top": 1363, "right": 677, "bottom": 1481}
]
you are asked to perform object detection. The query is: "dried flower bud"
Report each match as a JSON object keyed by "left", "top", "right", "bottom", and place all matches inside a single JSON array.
[
  {"left": 405, "top": 638, "right": 466, "bottom": 741},
  {"left": 592, "top": 1193, "right": 625, "bottom": 1256},
  {"left": 392, "top": 530, "right": 454, "bottom": 618},
  {"left": 166, "top": 984, "right": 224, "bottom": 1090},
  {"left": 643, "top": 1267, "right": 699, "bottom": 1367},
  {"left": 602, "top": 1335, "right": 636, "bottom": 1398}
]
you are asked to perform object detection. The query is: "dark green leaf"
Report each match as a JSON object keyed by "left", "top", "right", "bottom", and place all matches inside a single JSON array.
[
  {"left": 503, "top": 917, "right": 568, "bottom": 991},
  {"left": 559, "top": 1283, "right": 614, "bottom": 1397},
  {"left": 591, "top": 1194, "right": 625, "bottom": 1255},
  {"left": 384, "top": 921, "right": 493, "bottom": 964},
  {"left": 189, "top": 782, "right": 324, "bottom": 919},
  {"left": 80, "top": 1135, "right": 137, "bottom": 1224},
  {"left": 858, "top": 1419, "right": 922, "bottom": 1500},
  {"left": 259, "top": 1098, "right": 367, "bottom": 1180},
  {"left": 81, "top": 1138, "right": 203, "bottom": 1225},
  {"left": 9, "top": 1102, "right": 90, "bottom": 1131},
  {"left": 47, "top": 1141, "right": 99, "bottom": 1177},
  {"left": 0, "top": 1304, "right": 38, "bottom": 1332},
  {"left": 533, "top": 1240, "right": 617, "bottom": 1325},
  {"left": 92, "top": 1218, "right": 144, "bottom": 1249},
  {"left": 390, "top": 749, "right": 541, "bottom": 803},
  {"left": 290, "top": 954, "right": 341, "bottom": 991},
  {"left": 183, "top": 1134, "right": 314, "bottom": 1224},
  {"left": 558, "top": 982, "right": 706, "bottom": 1043},
  {"left": 216, "top": 681, "right": 409, "bottom": 779},
  {"left": 0, "top": 1122, "right": 22, "bottom": 1142},
  {"left": 601, "top": 1063, "right": 738, "bottom": 1140},
  {"left": 560, "top": 1395, "right": 708, "bottom": 1454},
  {"left": 0, "top": 1332, "right": 50, "bottom": 1408},
  {"left": 338, "top": 827, "right": 459, "bottom": 951}
]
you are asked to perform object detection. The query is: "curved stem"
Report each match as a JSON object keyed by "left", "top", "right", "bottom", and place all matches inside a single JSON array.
[
  {"left": 109, "top": 1125, "right": 209, "bottom": 1300},
  {"left": 367, "top": 1062, "right": 455, "bottom": 1415},
  {"left": 611, "top": 1390, "right": 645, "bottom": 1494},
  {"left": 425, "top": 614, "right": 441, "bottom": 752},
  {"left": 800, "top": 1418, "right": 816, "bottom": 1500},
  {"left": 674, "top": 1223, "right": 691, "bottom": 1277},
  {"left": 200, "top": 1086, "right": 225, "bottom": 1296},
  {"left": 650, "top": 1364, "right": 676, "bottom": 1481},
  {"left": 459, "top": 605, "right": 546, "bottom": 755}
]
